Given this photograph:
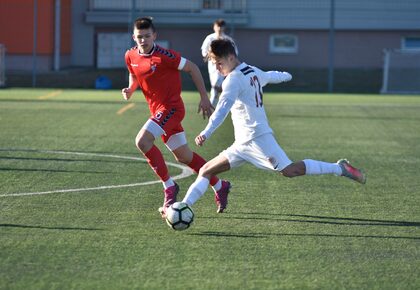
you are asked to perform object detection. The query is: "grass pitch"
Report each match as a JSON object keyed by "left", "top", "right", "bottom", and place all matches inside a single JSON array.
[{"left": 0, "top": 88, "right": 419, "bottom": 289}]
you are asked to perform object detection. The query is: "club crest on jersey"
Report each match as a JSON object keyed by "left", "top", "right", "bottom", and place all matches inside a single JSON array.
[
  {"left": 154, "top": 111, "right": 163, "bottom": 120},
  {"left": 150, "top": 64, "right": 157, "bottom": 72}
]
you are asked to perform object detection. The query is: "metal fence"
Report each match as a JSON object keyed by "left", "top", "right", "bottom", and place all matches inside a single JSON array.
[{"left": 0, "top": 44, "right": 5, "bottom": 87}]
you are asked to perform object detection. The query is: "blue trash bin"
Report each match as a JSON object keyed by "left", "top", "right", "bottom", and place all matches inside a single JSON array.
[{"left": 95, "top": 75, "right": 112, "bottom": 90}]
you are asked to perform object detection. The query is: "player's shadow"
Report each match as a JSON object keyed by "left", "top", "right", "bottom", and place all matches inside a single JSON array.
[
  {"left": 0, "top": 223, "right": 103, "bottom": 231},
  {"left": 271, "top": 113, "right": 420, "bottom": 121},
  {"left": 0, "top": 98, "right": 123, "bottom": 105},
  {"left": 191, "top": 212, "right": 420, "bottom": 240},
  {"left": 0, "top": 148, "right": 142, "bottom": 160},
  {"left": 0, "top": 155, "right": 139, "bottom": 164},
  {"left": 0, "top": 167, "right": 111, "bottom": 174},
  {"left": 189, "top": 231, "right": 420, "bottom": 240},
  {"left": 201, "top": 212, "right": 420, "bottom": 227}
]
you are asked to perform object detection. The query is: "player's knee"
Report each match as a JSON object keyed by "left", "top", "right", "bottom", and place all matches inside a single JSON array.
[
  {"left": 135, "top": 135, "right": 152, "bottom": 153},
  {"left": 281, "top": 163, "right": 304, "bottom": 178},
  {"left": 281, "top": 169, "right": 296, "bottom": 178},
  {"left": 174, "top": 154, "right": 189, "bottom": 165}
]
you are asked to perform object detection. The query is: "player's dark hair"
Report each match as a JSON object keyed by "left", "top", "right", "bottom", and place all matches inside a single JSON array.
[
  {"left": 210, "top": 39, "right": 237, "bottom": 59},
  {"left": 134, "top": 17, "right": 155, "bottom": 32},
  {"left": 213, "top": 18, "right": 226, "bottom": 27}
]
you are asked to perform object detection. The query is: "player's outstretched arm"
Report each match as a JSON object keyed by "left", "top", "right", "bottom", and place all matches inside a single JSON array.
[
  {"left": 182, "top": 59, "right": 214, "bottom": 119},
  {"left": 266, "top": 71, "right": 292, "bottom": 84}
]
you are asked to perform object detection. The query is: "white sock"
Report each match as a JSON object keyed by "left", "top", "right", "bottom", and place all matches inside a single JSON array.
[
  {"left": 162, "top": 177, "right": 175, "bottom": 189},
  {"left": 303, "top": 159, "right": 342, "bottom": 176},
  {"left": 182, "top": 176, "right": 210, "bottom": 206},
  {"left": 212, "top": 179, "right": 222, "bottom": 192}
]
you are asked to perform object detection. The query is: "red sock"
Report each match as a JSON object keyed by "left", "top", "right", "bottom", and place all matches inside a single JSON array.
[
  {"left": 188, "top": 152, "right": 219, "bottom": 186},
  {"left": 144, "top": 145, "right": 169, "bottom": 182}
]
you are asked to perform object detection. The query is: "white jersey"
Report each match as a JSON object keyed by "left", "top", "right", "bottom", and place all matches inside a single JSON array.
[{"left": 201, "top": 62, "right": 292, "bottom": 144}]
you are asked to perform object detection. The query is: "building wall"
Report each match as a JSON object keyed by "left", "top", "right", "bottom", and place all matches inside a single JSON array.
[
  {"left": 247, "top": 0, "right": 420, "bottom": 30},
  {"left": 2, "top": 0, "right": 420, "bottom": 74},
  {"left": 71, "top": 0, "right": 94, "bottom": 66},
  {"left": 119, "top": 27, "right": 416, "bottom": 69},
  {"left": 0, "top": 0, "right": 72, "bottom": 71},
  {"left": 231, "top": 29, "right": 417, "bottom": 69}
]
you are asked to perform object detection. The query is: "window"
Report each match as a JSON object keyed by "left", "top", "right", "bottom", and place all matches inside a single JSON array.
[
  {"left": 269, "top": 34, "right": 298, "bottom": 54},
  {"left": 203, "top": 0, "right": 221, "bottom": 9},
  {"left": 402, "top": 37, "right": 420, "bottom": 51}
]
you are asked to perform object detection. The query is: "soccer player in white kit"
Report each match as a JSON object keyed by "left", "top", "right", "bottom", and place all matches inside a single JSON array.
[
  {"left": 201, "top": 19, "right": 237, "bottom": 107},
  {"left": 183, "top": 39, "right": 366, "bottom": 213}
]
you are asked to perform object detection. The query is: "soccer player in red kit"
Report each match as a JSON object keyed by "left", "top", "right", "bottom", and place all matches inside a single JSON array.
[{"left": 122, "top": 17, "right": 230, "bottom": 216}]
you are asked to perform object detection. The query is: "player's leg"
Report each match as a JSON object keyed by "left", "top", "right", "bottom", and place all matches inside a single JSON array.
[
  {"left": 269, "top": 142, "right": 351, "bottom": 180},
  {"left": 282, "top": 159, "right": 340, "bottom": 177},
  {"left": 165, "top": 132, "right": 228, "bottom": 205},
  {"left": 182, "top": 153, "right": 231, "bottom": 209},
  {"left": 209, "top": 64, "right": 223, "bottom": 107},
  {"left": 183, "top": 144, "right": 246, "bottom": 213},
  {"left": 135, "top": 120, "right": 170, "bottom": 183},
  {"left": 136, "top": 117, "right": 179, "bottom": 216},
  {"left": 281, "top": 159, "right": 366, "bottom": 183},
  {"left": 239, "top": 133, "right": 339, "bottom": 177},
  {"left": 246, "top": 133, "right": 366, "bottom": 183}
]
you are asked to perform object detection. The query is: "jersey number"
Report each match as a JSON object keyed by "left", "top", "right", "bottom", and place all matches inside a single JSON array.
[{"left": 250, "top": 76, "right": 263, "bottom": 107}]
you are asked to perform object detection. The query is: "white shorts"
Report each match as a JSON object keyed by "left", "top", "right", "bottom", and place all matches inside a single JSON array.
[
  {"left": 221, "top": 133, "right": 292, "bottom": 171},
  {"left": 141, "top": 119, "right": 187, "bottom": 151}
]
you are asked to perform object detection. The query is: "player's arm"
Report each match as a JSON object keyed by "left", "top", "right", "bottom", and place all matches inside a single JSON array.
[
  {"left": 181, "top": 59, "right": 214, "bottom": 119},
  {"left": 201, "top": 36, "right": 210, "bottom": 58},
  {"left": 121, "top": 74, "right": 139, "bottom": 100},
  {"left": 196, "top": 96, "right": 234, "bottom": 146},
  {"left": 265, "top": 70, "right": 292, "bottom": 84},
  {"left": 197, "top": 76, "right": 239, "bottom": 146}
]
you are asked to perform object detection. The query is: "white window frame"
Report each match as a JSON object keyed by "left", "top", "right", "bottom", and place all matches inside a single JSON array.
[{"left": 269, "top": 34, "right": 298, "bottom": 54}]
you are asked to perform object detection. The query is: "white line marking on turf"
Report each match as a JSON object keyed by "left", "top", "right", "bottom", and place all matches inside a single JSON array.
[
  {"left": 0, "top": 150, "right": 194, "bottom": 197},
  {"left": 117, "top": 103, "right": 135, "bottom": 115},
  {"left": 38, "top": 90, "right": 63, "bottom": 100}
]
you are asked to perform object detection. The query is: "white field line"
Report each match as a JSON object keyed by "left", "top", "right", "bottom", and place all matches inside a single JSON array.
[
  {"left": 38, "top": 90, "right": 63, "bottom": 100},
  {"left": 117, "top": 103, "right": 135, "bottom": 115},
  {"left": 0, "top": 150, "right": 194, "bottom": 197}
]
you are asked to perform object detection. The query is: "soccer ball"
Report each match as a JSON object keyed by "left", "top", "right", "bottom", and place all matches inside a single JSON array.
[{"left": 165, "top": 202, "right": 194, "bottom": 231}]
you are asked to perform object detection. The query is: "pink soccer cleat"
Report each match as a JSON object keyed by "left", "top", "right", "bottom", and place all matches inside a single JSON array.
[
  {"left": 159, "top": 183, "right": 179, "bottom": 218},
  {"left": 215, "top": 180, "right": 231, "bottom": 213},
  {"left": 337, "top": 159, "right": 366, "bottom": 184}
]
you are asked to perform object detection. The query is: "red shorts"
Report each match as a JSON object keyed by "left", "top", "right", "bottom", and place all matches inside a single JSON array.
[{"left": 150, "top": 105, "right": 185, "bottom": 143}]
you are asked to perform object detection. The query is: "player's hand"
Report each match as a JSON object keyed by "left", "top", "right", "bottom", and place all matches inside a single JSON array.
[
  {"left": 195, "top": 135, "right": 207, "bottom": 147},
  {"left": 198, "top": 97, "right": 214, "bottom": 119},
  {"left": 121, "top": 88, "right": 133, "bottom": 100}
]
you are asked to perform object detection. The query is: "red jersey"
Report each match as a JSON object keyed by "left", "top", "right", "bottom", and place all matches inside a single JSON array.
[{"left": 125, "top": 44, "right": 184, "bottom": 114}]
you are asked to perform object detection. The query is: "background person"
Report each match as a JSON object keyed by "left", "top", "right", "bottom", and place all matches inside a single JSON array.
[{"left": 201, "top": 19, "right": 237, "bottom": 107}]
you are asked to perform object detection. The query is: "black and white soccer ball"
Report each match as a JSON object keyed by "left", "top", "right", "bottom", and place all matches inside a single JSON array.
[{"left": 165, "top": 202, "right": 194, "bottom": 231}]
